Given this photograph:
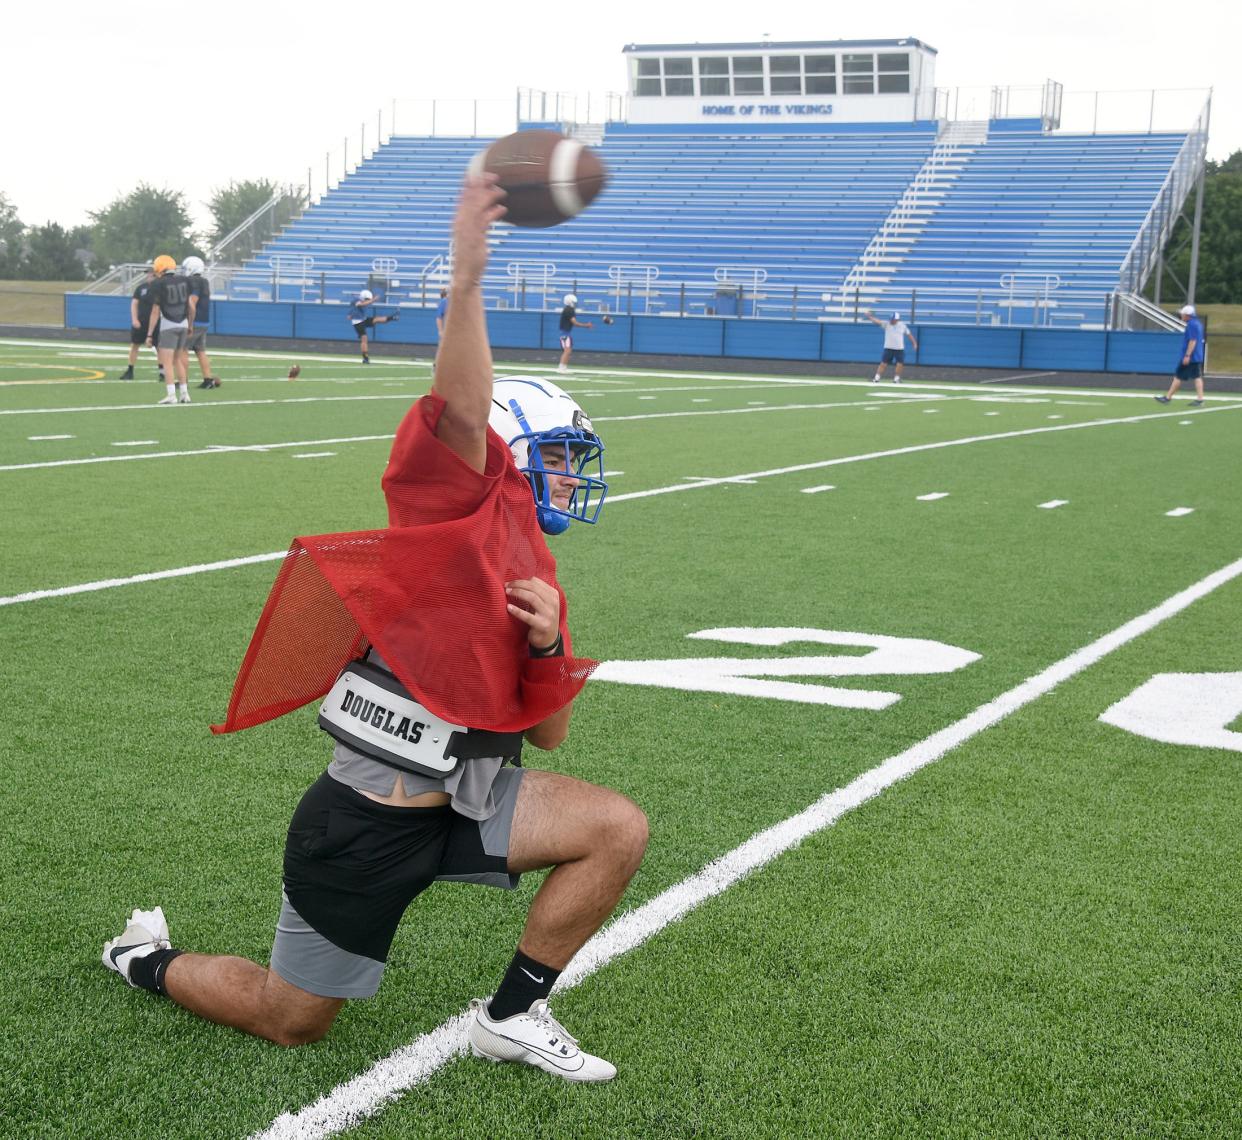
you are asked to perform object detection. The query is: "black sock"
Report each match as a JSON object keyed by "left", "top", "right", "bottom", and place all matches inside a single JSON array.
[
  {"left": 128, "top": 947, "right": 185, "bottom": 996},
  {"left": 488, "top": 949, "right": 561, "bottom": 1021}
]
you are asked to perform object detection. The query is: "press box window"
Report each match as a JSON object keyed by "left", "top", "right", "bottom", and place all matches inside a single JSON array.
[
  {"left": 770, "top": 55, "right": 800, "bottom": 74},
  {"left": 771, "top": 76, "right": 802, "bottom": 94},
  {"left": 637, "top": 59, "right": 660, "bottom": 77},
  {"left": 877, "top": 53, "right": 910, "bottom": 94},
  {"left": 664, "top": 77, "right": 694, "bottom": 95},
  {"left": 664, "top": 57, "right": 692, "bottom": 76},
  {"left": 805, "top": 55, "right": 836, "bottom": 74},
  {"left": 700, "top": 77, "right": 730, "bottom": 95},
  {"left": 699, "top": 57, "right": 729, "bottom": 76},
  {"left": 733, "top": 76, "right": 764, "bottom": 95},
  {"left": 732, "top": 56, "right": 763, "bottom": 73},
  {"left": 806, "top": 75, "right": 837, "bottom": 94},
  {"left": 634, "top": 78, "right": 661, "bottom": 96}
]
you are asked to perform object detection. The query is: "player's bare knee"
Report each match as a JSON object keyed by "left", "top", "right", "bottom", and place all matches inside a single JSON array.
[
  {"left": 599, "top": 795, "right": 648, "bottom": 868},
  {"left": 268, "top": 1008, "right": 338, "bottom": 1048}
]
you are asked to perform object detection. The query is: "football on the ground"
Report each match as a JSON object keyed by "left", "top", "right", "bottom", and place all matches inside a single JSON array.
[
  {"left": 287, "top": 364, "right": 301, "bottom": 380},
  {"left": 467, "top": 130, "right": 607, "bottom": 228}
]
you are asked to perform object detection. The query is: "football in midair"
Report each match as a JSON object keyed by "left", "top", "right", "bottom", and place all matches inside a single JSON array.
[
  {"left": 287, "top": 364, "right": 301, "bottom": 380},
  {"left": 467, "top": 130, "right": 607, "bottom": 228}
]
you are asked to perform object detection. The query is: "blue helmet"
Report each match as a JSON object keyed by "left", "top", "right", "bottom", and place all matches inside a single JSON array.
[{"left": 489, "top": 376, "right": 607, "bottom": 535}]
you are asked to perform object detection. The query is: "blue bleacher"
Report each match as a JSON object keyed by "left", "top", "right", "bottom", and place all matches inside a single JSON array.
[{"left": 226, "top": 122, "right": 1185, "bottom": 328}]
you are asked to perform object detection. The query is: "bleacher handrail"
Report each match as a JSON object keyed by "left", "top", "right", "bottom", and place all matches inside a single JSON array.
[{"left": 1116, "top": 97, "right": 1210, "bottom": 295}]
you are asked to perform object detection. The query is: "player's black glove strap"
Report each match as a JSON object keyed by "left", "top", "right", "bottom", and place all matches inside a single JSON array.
[{"left": 529, "top": 632, "right": 564, "bottom": 658}]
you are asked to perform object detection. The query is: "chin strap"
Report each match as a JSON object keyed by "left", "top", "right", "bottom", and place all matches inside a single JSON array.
[{"left": 536, "top": 508, "right": 571, "bottom": 535}]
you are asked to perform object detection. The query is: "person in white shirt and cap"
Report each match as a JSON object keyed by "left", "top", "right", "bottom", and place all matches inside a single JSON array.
[{"left": 866, "top": 311, "right": 918, "bottom": 384}]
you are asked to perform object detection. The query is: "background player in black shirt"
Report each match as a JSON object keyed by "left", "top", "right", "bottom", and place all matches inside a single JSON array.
[
  {"left": 119, "top": 268, "right": 163, "bottom": 381},
  {"left": 557, "top": 293, "right": 592, "bottom": 374},
  {"left": 180, "top": 256, "right": 220, "bottom": 389}
]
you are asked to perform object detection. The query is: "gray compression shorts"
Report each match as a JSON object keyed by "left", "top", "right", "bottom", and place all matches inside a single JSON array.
[{"left": 270, "top": 765, "right": 525, "bottom": 999}]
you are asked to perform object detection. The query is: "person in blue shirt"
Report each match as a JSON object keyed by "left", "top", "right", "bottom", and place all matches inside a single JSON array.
[
  {"left": 1156, "top": 304, "right": 1206, "bottom": 407},
  {"left": 349, "top": 289, "right": 399, "bottom": 364},
  {"left": 435, "top": 288, "right": 449, "bottom": 339}
]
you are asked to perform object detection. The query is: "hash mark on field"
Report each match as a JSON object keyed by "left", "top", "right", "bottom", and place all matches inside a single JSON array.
[
  {"left": 638, "top": 396, "right": 656, "bottom": 400},
  {"left": 1180, "top": 420, "right": 1193, "bottom": 425},
  {"left": 917, "top": 492, "right": 950, "bottom": 501},
  {"left": 746, "top": 401, "right": 766, "bottom": 406},
  {"left": 112, "top": 440, "right": 158, "bottom": 447},
  {"left": 923, "top": 409, "right": 940, "bottom": 414},
  {"left": 1166, "top": 507, "right": 1195, "bottom": 517},
  {"left": 28, "top": 434, "right": 73, "bottom": 440},
  {"left": 691, "top": 398, "right": 711, "bottom": 403},
  {"left": 800, "top": 484, "right": 836, "bottom": 494},
  {"left": 1038, "top": 500, "right": 1069, "bottom": 510},
  {"left": 292, "top": 452, "right": 337, "bottom": 459}
]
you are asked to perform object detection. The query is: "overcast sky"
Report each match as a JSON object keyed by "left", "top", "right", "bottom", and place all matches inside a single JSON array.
[{"left": 1, "top": 0, "right": 1236, "bottom": 235}]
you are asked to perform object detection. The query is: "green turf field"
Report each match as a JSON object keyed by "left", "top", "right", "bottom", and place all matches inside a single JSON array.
[{"left": 2, "top": 337, "right": 1239, "bottom": 1139}]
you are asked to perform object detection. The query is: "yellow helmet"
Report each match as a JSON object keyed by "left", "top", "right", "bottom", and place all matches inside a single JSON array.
[{"left": 153, "top": 254, "right": 176, "bottom": 275}]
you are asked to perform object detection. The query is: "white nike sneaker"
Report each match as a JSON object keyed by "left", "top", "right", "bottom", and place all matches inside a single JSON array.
[
  {"left": 156, "top": 396, "right": 176, "bottom": 405},
  {"left": 469, "top": 998, "right": 616, "bottom": 1082},
  {"left": 102, "top": 906, "right": 171, "bottom": 986}
]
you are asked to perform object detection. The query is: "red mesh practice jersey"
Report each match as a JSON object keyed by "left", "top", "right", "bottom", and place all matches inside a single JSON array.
[{"left": 211, "top": 393, "right": 595, "bottom": 735}]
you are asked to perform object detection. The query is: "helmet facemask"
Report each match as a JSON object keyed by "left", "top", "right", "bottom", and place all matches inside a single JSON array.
[{"left": 506, "top": 405, "right": 606, "bottom": 535}]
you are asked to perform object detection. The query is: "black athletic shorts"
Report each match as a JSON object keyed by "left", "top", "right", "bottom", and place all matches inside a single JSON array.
[
  {"left": 282, "top": 771, "right": 516, "bottom": 964},
  {"left": 1175, "top": 361, "right": 1203, "bottom": 381},
  {"left": 131, "top": 323, "right": 159, "bottom": 346},
  {"left": 351, "top": 317, "right": 376, "bottom": 337},
  {"left": 881, "top": 348, "right": 905, "bottom": 365}
]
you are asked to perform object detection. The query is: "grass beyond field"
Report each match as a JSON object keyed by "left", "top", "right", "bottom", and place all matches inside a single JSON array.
[{"left": 1, "top": 338, "right": 1240, "bottom": 1139}]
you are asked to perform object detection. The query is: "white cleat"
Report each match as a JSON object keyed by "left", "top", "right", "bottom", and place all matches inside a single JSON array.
[
  {"left": 177, "top": 394, "right": 191, "bottom": 404},
  {"left": 102, "top": 906, "right": 171, "bottom": 986},
  {"left": 156, "top": 396, "right": 177, "bottom": 405},
  {"left": 556, "top": 365, "right": 569, "bottom": 374},
  {"left": 469, "top": 998, "right": 616, "bottom": 1082}
]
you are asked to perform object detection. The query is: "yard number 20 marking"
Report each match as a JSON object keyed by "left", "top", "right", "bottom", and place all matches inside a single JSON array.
[{"left": 591, "top": 627, "right": 980, "bottom": 709}]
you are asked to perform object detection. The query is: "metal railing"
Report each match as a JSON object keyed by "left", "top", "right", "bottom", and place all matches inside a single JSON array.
[
  {"left": 1117, "top": 97, "right": 1210, "bottom": 296},
  {"left": 206, "top": 188, "right": 307, "bottom": 268}
]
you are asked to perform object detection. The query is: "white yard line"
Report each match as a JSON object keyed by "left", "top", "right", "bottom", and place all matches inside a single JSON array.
[
  {"left": 252, "top": 551, "right": 1242, "bottom": 1140},
  {"left": 1038, "top": 500, "right": 1070, "bottom": 510},
  {"left": 0, "top": 552, "right": 289, "bottom": 608},
  {"left": 4, "top": 403, "right": 1240, "bottom": 605},
  {"left": 979, "top": 370, "right": 1059, "bottom": 385}
]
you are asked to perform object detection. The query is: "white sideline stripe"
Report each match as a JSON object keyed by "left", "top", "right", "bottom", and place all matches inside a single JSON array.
[
  {"left": 253, "top": 552, "right": 1242, "bottom": 1140},
  {"left": 602, "top": 403, "right": 1242, "bottom": 504},
  {"left": 979, "top": 370, "right": 1059, "bottom": 385},
  {"left": 0, "top": 434, "right": 396, "bottom": 472},
  {"left": 0, "top": 551, "right": 288, "bottom": 607},
  {"left": 292, "top": 452, "right": 337, "bottom": 459},
  {"left": 5, "top": 403, "right": 1241, "bottom": 607},
  {"left": 0, "top": 399, "right": 949, "bottom": 473}
]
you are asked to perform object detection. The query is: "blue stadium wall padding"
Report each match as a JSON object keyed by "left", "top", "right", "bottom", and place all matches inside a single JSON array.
[
  {"left": 1102, "top": 330, "right": 1181, "bottom": 374},
  {"left": 820, "top": 324, "right": 881, "bottom": 363},
  {"left": 1022, "top": 329, "right": 1108, "bottom": 372},
  {"left": 724, "top": 320, "right": 822, "bottom": 360},
  {"left": 63, "top": 295, "right": 1182, "bottom": 374},
  {"left": 919, "top": 326, "right": 1023, "bottom": 368},
  {"left": 214, "top": 301, "right": 296, "bottom": 338}
]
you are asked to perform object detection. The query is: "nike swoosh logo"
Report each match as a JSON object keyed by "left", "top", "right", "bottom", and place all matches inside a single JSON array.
[{"left": 519, "top": 967, "right": 544, "bottom": 983}]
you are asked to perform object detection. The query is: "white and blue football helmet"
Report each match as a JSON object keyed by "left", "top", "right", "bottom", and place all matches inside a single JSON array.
[{"left": 489, "top": 376, "right": 607, "bottom": 535}]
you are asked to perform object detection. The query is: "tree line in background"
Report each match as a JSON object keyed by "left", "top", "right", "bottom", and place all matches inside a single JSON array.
[
  {"left": 0, "top": 181, "right": 306, "bottom": 281},
  {"left": 1157, "top": 150, "right": 1242, "bottom": 306}
]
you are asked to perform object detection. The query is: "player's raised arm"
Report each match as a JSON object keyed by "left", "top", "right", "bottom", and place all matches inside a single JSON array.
[{"left": 432, "top": 175, "right": 507, "bottom": 473}]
